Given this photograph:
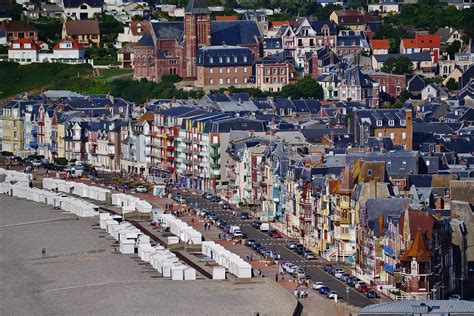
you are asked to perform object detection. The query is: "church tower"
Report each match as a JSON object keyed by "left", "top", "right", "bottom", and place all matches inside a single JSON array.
[{"left": 183, "top": 0, "right": 211, "bottom": 79}]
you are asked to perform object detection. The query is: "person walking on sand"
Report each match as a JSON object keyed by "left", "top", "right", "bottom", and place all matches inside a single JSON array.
[{"left": 275, "top": 273, "right": 279, "bottom": 282}]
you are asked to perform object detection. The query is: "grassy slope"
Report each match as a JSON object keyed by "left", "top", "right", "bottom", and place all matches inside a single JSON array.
[{"left": 0, "top": 62, "right": 94, "bottom": 98}]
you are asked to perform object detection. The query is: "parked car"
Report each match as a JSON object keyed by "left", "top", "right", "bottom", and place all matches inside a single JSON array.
[
  {"left": 209, "top": 195, "right": 221, "bottom": 202},
  {"left": 240, "top": 212, "right": 250, "bottom": 220},
  {"left": 245, "top": 239, "right": 256, "bottom": 247},
  {"left": 295, "top": 244, "right": 305, "bottom": 255},
  {"left": 312, "top": 282, "right": 324, "bottom": 290},
  {"left": 136, "top": 185, "right": 147, "bottom": 193},
  {"left": 334, "top": 269, "right": 345, "bottom": 279},
  {"left": 323, "top": 264, "right": 334, "bottom": 274},
  {"left": 251, "top": 220, "right": 262, "bottom": 229},
  {"left": 355, "top": 281, "right": 366, "bottom": 290},
  {"left": 206, "top": 213, "right": 217, "bottom": 221},
  {"left": 327, "top": 291, "right": 338, "bottom": 299},
  {"left": 319, "top": 287, "right": 331, "bottom": 295},
  {"left": 303, "top": 251, "right": 316, "bottom": 260},
  {"left": 286, "top": 240, "right": 297, "bottom": 249},
  {"left": 286, "top": 264, "right": 298, "bottom": 275},
  {"left": 340, "top": 273, "right": 351, "bottom": 282},
  {"left": 222, "top": 202, "right": 231, "bottom": 210},
  {"left": 294, "top": 268, "right": 306, "bottom": 279},
  {"left": 251, "top": 242, "right": 261, "bottom": 251},
  {"left": 282, "top": 262, "right": 293, "bottom": 272},
  {"left": 259, "top": 222, "right": 270, "bottom": 232},
  {"left": 202, "top": 193, "right": 213, "bottom": 199},
  {"left": 357, "top": 283, "right": 369, "bottom": 293},
  {"left": 367, "top": 289, "right": 379, "bottom": 298},
  {"left": 233, "top": 230, "right": 243, "bottom": 238},
  {"left": 269, "top": 229, "right": 283, "bottom": 238}
]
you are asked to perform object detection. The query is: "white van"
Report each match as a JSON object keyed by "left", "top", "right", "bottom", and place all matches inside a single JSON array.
[
  {"left": 229, "top": 225, "right": 241, "bottom": 234},
  {"left": 260, "top": 223, "right": 270, "bottom": 232}
]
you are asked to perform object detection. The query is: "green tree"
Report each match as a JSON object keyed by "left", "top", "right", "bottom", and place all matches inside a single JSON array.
[
  {"left": 279, "top": 76, "right": 323, "bottom": 99},
  {"left": 382, "top": 56, "right": 414, "bottom": 75},
  {"left": 373, "top": 23, "right": 412, "bottom": 53},
  {"left": 446, "top": 78, "right": 458, "bottom": 91},
  {"left": 446, "top": 40, "right": 462, "bottom": 58}
]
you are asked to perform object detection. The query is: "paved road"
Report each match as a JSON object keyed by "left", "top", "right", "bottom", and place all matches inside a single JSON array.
[{"left": 182, "top": 192, "right": 375, "bottom": 308}]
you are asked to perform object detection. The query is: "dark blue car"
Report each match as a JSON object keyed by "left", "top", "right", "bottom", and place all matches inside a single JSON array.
[{"left": 319, "top": 286, "right": 331, "bottom": 295}]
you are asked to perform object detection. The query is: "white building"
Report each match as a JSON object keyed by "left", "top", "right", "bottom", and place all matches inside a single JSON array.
[
  {"left": 8, "top": 38, "right": 85, "bottom": 64},
  {"left": 8, "top": 38, "right": 38, "bottom": 64},
  {"left": 62, "top": 0, "right": 103, "bottom": 20}
]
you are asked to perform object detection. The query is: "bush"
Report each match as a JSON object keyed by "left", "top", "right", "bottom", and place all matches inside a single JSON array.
[{"left": 54, "top": 157, "right": 68, "bottom": 165}]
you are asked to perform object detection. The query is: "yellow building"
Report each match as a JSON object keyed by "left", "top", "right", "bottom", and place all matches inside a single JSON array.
[
  {"left": 57, "top": 122, "right": 66, "bottom": 158},
  {"left": 1, "top": 102, "right": 24, "bottom": 155}
]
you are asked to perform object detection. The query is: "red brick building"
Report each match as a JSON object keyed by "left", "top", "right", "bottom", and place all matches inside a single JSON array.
[
  {"left": 255, "top": 53, "right": 296, "bottom": 92},
  {"left": 133, "top": 0, "right": 262, "bottom": 83},
  {"left": 367, "top": 71, "right": 407, "bottom": 98}
]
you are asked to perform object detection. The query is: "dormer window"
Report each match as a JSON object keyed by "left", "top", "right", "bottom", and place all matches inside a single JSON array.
[
  {"left": 388, "top": 119, "right": 394, "bottom": 126},
  {"left": 233, "top": 56, "right": 237, "bottom": 62},
  {"left": 226, "top": 56, "right": 230, "bottom": 63},
  {"left": 376, "top": 120, "right": 382, "bottom": 127},
  {"left": 400, "top": 119, "right": 406, "bottom": 126},
  {"left": 243, "top": 56, "right": 247, "bottom": 62},
  {"left": 209, "top": 57, "right": 213, "bottom": 63},
  {"left": 219, "top": 57, "right": 223, "bottom": 63}
]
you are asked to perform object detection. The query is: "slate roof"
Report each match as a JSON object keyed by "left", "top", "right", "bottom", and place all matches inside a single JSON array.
[
  {"left": 211, "top": 21, "right": 261, "bottom": 46},
  {"left": 263, "top": 37, "right": 282, "bottom": 50},
  {"left": 358, "top": 300, "right": 474, "bottom": 315},
  {"left": 197, "top": 46, "right": 253, "bottom": 66},
  {"left": 407, "top": 74, "right": 426, "bottom": 93},
  {"left": 347, "top": 151, "right": 419, "bottom": 176},
  {"left": 343, "top": 66, "right": 374, "bottom": 87},
  {"left": 308, "top": 20, "right": 337, "bottom": 35},
  {"left": 373, "top": 53, "right": 431, "bottom": 63},
  {"left": 63, "top": 0, "right": 103, "bottom": 8},
  {"left": 151, "top": 21, "right": 183, "bottom": 40},
  {"left": 366, "top": 198, "right": 413, "bottom": 235}
]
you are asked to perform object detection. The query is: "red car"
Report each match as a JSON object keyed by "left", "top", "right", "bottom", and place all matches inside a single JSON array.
[
  {"left": 357, "top": 283, "right": 369, "bottom": 293},
  {"left": 269, "top": 230, "right": 283, "bottom": 238}
]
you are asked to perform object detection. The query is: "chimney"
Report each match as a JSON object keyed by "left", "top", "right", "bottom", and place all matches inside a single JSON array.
[{"left": 405, "top": 109, "right": 413, "bottom": 150}]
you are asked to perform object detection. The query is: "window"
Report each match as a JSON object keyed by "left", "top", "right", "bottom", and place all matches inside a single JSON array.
[
  {"left": 280, "top": 68, "right": 286, "bottom": 75},
  {"left": 234, "top": 67, "right": 238, "bottom": 74},
  {"left": 402, "top": 132, "right": 406, "bottom": 140},
  {"left": 219, "top": 78, "right": 223, "bottom": 84},
  {"left": 226, "top": 56, "right": 230, "bottom": 63},
  {"left": 226, "top": 67, "right": 230, "bottom": 74},
  {"left": 243, "top": 56, "right": 247, "bottom": 62},
  {"left": 388, "top": 119, "right": 394, "bottom": 126},
  {"left": 219, "top": 57, "right": 223, "bottom": 63},
  {"left": 233, "top": 56, "right": 237, "bottom": 62},
  {"left": 234, "top": 77, "right": 238, "bottom": 84},
  {"left": 265, "top": 68, "right": 270, "bottom": 75},
  {"left": 243, "top": 77, "right": 247, "bottom": 83},
  {"left": 402, "top": 161, "right": 407, "bottom": 166},
  {"left": 378, "top": 132, "right": 383, "bottom": 138},
  {"left": 244, "top": 67, "right": 248, "bottom": 73},
  {"left": 390, "top": 132, "right": 394, "bottom": 140},
  {"left": 273, "top": 68, "right": 278, "bottom": 75},
  {"left": 210, "top": 57, "right": 214, "bottom": 63},
  {"left": 219, "top": 68, "right": 223, "bottom": 74},
  {"left": 210, "top": 68, "right": 214, "bottom": 74},
  {"left": 226, "top": 78, "right": 230, "bottom": 84},
  {"left": 376, "top": 120, "right": 382, "bottom": 127},
  {"left": 209, "top": 78, "right": 214, "bottom": 85},
  {"left": 367, "top": 169, "right": 372, "bottom": 176},
  {"left": 400, "top": 119, "right": 406, "bottom": 126}
]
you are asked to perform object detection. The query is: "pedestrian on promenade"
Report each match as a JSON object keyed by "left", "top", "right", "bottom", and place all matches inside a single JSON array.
[
  {"left": 275, "top": 273, "right": 279, "bottom": 282},
  {"left": 42, "top": 248, "right": 46, "bottom": 257},
  {"left": 250, "top": 253, "right": 253, "bottom": 261},
  {"left": 191, "top": 218, "right": 195, "bottom": 226}
]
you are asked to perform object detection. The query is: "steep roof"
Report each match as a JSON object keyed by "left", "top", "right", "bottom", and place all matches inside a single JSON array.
[
  {"left": 211, "top": 20, "right": 261, "bottom": 46},
  {"left": 62, "top": 0, "right": 103, "bottom": 8},
  {"left": 151, "top": 21, "right": 184, "bottom": 40},
  {"left": 2, "top": 20, "right": 38, "bottom": 32},
  {"left": 9, "top": 38, "right": 39, "bottom": 50},
  {"left": 400, "top": 229, "right": 433, "bottom": 262},
  {"left": 371, "top": 39, "right": 389, "bottom": 49},
  {"left": 64, "top": 20, "right": 100, "bottom": 35},
  {"left": 402, "top": 34, "right": 441, "bottom": 49}
]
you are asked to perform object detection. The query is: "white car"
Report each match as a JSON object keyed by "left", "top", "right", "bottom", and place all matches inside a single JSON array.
[
  {"left": 286, "top": 264, "right": 298, "bottom": 274},
  {"left": 136, "top": 185, "right": 147, "bottom": 193},
  {"left": 233, "top": 230, "right": 243, "bottom": 238},
  {"left": 334, "top": 270, "right": 345, "bottom": 279},
  {"left": 312, "top": 282, "right": 324, "bottom": 290},
  {"left": 327, "top": 291, "right": 338, "bottom": 299}
]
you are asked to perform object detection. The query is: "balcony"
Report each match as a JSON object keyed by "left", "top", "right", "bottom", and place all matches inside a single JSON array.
[
  {"left": 210, "top": 143, "right": 220, "bottom": 148},
  {"left": 211, "top": 174, "right": 221, "bottom": 179},
  {"left": 210, "top": 163, "right": 220, "bottom": 170},
  {"left": 383, "top": 245, "right": 395, "bottom": 257},
  {"left": 210, "top": 152, "right": 220, "bottom": 160},
  {"left": 166, "top": 155, "right": 173, "bottom": 161},
  {"left": 384, "top": 263, "right": 396, "bottom": 274},
  {"left": 29, "top": 141, "right": 38, "bottom": 149},
  {"left": 167, "top": 145, "right": 174, "bottom": 151}
]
